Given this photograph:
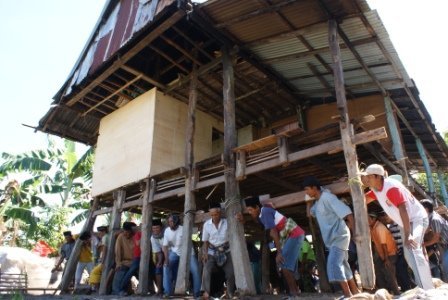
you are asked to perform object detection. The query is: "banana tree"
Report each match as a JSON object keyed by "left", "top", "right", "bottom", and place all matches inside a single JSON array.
[{"left": 0, "top": 138, "right": 94, "bottom": 248}]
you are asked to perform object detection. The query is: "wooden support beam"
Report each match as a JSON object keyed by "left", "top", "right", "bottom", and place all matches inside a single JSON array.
[
  {"left": 137, "top": 179, "right": 154, "bottom": 294},
  {"left": 277, "top": 136, "right": 289, "bottom": 166},
  {"left": 416, "top": 138, "right": 436, "bottom": 198},
  {"left": 261, "top": 231, "right": 270, "bottom": 294},
  {"left": 175, "top": 65, "right": 198, "bottom": 294},
  {"left": 99, "top": 189, "right": 125, "bottom": 295},
  {"left": 190, "top": 10, "right": 303, "bottom": 105},
  {"left": 59, "top": 198, "right": 100, "bottom": 293},
  {"left": 83, "top": 74, "right": 142, "bottom": 116},
  {"left": 437, "top": 170, "right": 448, "bottom": 206},
  {"left": 263, "top": 181, "right": 349, "bottom": 208},
  {"left": 384, "top": 96, "right": 410, "bottom": 186},
  {"left": 88, "top": 128, "right": 388, "bottom": 216},
  {"left": 222, "top": 45, "right": 256, "bottom": 295},
  {"left": 65, "top": 10, "right": 185, "bottom": 106},
  {"left": 329, "top": 19, "right": 375, "bottom": 289},
  {"left": 308, "top": 216, "right": 332, "bottom": 292},
  {"left": 165, "top": 55, "right": 223, "bottom": 93}
]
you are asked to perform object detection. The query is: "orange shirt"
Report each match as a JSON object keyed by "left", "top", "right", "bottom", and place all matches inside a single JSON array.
[{"left": 370, "top": 220, "right": 397, "bottom": 260}]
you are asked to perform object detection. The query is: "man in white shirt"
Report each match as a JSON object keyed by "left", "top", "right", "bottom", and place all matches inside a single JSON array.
[
  {"left": 360, "top": 164, "right": 433, "bottom": 290},
  {"left": 201, "top": 202, "right": 235, "bottom": 300},
  {"left": 151, "top": 219, "right": 164, "bottom": 295},
  {"left": 162, "top": 214, "right": 201, "bottom": 298}
]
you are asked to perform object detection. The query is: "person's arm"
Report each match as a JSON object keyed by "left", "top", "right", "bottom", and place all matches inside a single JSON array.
[
  {"left": 162, "top": 245, "right": 169, "bottom": 266},
  {"left": 345, "top": 213, "right": 356, "bottom": 240},
  {"left": 115, "top": 235, "right": 123, "bottom": 268},
  {"left": 155, "top": 251, "right": 164, "bottom": 268},
  {"left": 398, "top": 203, "right": 416, "bottom": 249},
  {"left": 269, "top": 228, "right": 284, "bottom": 265},
  {"left": 51, "top": 255, "right": 64, "bottom": 272},
  {"left": 202, "top": 241, "right": 210, "bottom": 263},
  {"left": 423, "top": 231, "right": 441, "bottom": 247},
  {"left": 380, "top": 243, "right": 392, "bottom": 268}
]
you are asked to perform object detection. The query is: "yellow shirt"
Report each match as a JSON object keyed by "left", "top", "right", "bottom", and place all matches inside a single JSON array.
[{"left": 79, "top": 244, "right": 93, "bottom": 263}]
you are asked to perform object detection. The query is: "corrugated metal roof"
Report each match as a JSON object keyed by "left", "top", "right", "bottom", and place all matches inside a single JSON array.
[{"left": 38, "top": 0, "right": 448, "bottom": 173}]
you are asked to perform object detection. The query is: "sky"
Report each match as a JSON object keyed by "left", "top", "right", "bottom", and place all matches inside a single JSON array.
[{"left": 0, "top": 0, "right": 447, "bottom": 156}]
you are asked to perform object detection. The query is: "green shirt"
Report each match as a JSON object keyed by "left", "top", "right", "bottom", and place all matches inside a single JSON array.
[{"left": 299, "top": 239, "right": 316, "bottom": 262}]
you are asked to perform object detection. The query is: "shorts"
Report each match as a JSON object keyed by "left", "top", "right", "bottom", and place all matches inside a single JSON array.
[
  {"left": 280, "top": 234, "right": 304, "bottom": 272},
  {"left": 327, "top": 246, "right": 353, "bottom": 282}
]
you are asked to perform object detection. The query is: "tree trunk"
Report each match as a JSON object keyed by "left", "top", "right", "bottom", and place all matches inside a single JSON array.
[
  {"left": 137, "top": 179, "right": 154, "bottom": 294},
  {"left": 175, "top": 67, "right": 198, "bottom": 294},
  {"left": 99, "top": 190, "right": 125, "bottom": 295},
  {"left": 222, "top": 44, "right": 256, "bottom": 295},
  {"left": 60, "top": 197, "right": 100, "bottom": 292},
  {"left": 329, "top": 19, "right": 375, "bottom": 289}
]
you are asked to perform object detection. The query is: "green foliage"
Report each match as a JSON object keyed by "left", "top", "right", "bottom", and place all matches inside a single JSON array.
[{"left": 0, "top": 138, "right": 94, "bottom": 249}]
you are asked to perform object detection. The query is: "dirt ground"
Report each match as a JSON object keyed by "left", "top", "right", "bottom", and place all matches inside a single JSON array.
[{"left": 19, "top": 293, "right": 342, "bottom": 300}]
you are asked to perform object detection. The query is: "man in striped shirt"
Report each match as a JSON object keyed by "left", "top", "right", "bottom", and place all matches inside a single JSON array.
[
  {"left": 244, "top": 195, "right": 305, "bottom": 299},
  {"left": 379, "top": 214, "right": 413, "bottom": 292},
  {"left": 421, "top": 199, "right": 448, "bottom": 280}
]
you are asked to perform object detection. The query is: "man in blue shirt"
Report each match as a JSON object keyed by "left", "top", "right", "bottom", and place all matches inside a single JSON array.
[{"left": 303, "top": 176, "right": 360, "bottom": 299}]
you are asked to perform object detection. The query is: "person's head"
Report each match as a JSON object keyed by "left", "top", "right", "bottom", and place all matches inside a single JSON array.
[
  {"left": 122, "top": 221, "right": 137, "bottom": 238},
  {"left": 377, "top": 212, "right": 391, "bottom": 225},
  {"left": 368, "top": 212, "right": 377, "bottom": 226},
  {"left": 167, "top": 214, "right": 180, "bottom": 230},
  {"left": 244, "top": 196, "right": 262, "bottom": 219},
  {"left": 420, "top": 199, "right": 434, "bottom": 214},
  {"left": 359, "top": 164, "right": 385, "bottom": 189},
  {"left": 97, "top": 225, "right": 108, "bottom": 237},
  {"left": 208, "top": 202, "right": 222, "bottom": 223},
  {"left": 152, "top": 219, "right": 163, "bottom": 236},
  {"left": 302, "top": 176, "right": 321, "bottom": 199},
  {"left": 79, "top": 231, "right": 92, "bottom": 244},
  {"left": 63, "top": 231, "right": 74, "bottom": 242}
]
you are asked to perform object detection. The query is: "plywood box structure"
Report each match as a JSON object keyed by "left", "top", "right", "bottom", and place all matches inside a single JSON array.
[{"left": 92, "top": 88, "right": 223, "bottom": 196}]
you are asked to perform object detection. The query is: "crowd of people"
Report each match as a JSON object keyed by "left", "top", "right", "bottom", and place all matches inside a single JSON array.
[{"left": 51, "top": 163, "right": 448, "bottom": 298}]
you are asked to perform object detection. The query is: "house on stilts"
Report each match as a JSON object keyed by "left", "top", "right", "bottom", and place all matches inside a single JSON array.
[{"left": 37, "top": 0, "right": 448, "bottom": 295}]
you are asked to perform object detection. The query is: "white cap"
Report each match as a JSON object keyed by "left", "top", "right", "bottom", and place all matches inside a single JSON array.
[{"left": 358, "top": 164, "right": 385, "bottom": 176}]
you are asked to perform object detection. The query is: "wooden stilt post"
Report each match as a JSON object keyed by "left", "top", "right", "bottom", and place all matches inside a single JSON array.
[
  {"left": 308, "top": 216, "right": 332, "bottom": 292},
  {"left": 329, "top": 19, "right": 375, "bottom": 289},
  {"left": 99, "top": 189, "right": 125, "bottom": 295},
  {"left": 261, "top": 232, "right": 270, "bottom": 294},
  {"left": 175, "top": 66, "right": 198, "bottom": 294},
  {"left": 437, "top": 170, "right": 448, "bottom": 206},
  {"left": 137, "top": 179, "right": 155, "bottom": 294},
  {"left": 384, "top": 96, "right": 410, "bottom": 186},
  {"left": 222, "top": 44, "right": 256, "bottom": 295},
  {"left": 59, "top": 197, "right": 100, "bottom": 292},
  {"left": 416, "top": 138, "right": 436, "bottom": 201}
]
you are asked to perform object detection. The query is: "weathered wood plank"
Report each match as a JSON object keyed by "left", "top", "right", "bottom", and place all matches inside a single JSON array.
[
  {"left": 137, "top": 179, "right": 154, "bottom": 294},
  {"left": 59, "top": 198, "right": 100, "bottom": 292},
  {"left": 329, "top": 19, "right": 374, "bottom": 289},
  {"left": 99, "top": 190, "right": 125, "bottom": 295},
  {"left": 175, "top": 66, "right": 198, "bottom": 294},
  {"left": 222, "top": 45, "right": 256, "bottom": 295}
]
